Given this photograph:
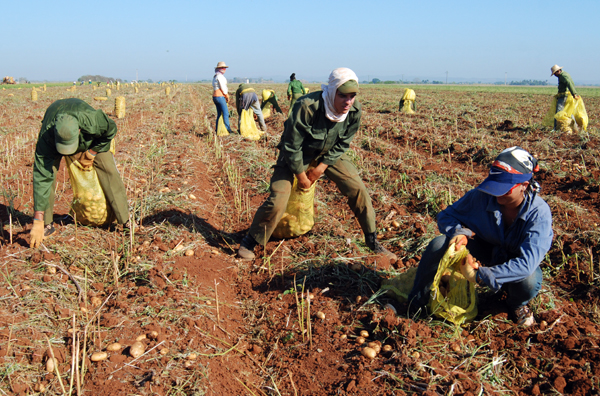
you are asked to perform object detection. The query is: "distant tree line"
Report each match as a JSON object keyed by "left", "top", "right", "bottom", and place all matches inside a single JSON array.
[
  {"left": 78, "top": 75, "right": 124, "bottom": 83},
  {"left": 509, "top": 80, "right": 549, "bottom": 86}
]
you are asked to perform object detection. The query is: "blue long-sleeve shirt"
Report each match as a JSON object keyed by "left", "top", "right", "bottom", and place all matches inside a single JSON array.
[{"left": 437, "top": 189, "right": 553, "bottom": 291}]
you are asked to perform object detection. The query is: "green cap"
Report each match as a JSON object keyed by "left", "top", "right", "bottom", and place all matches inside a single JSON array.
[
  {"left": 54, "top": 114, "right": 79, "bottom": 155},
  {"left": 338, "top": 79, "right": 359, "bottom": 94}
]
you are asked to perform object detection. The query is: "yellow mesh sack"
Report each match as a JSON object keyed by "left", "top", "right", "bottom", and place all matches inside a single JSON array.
[
  {"left": 380, "top": 267, "right": 418, "bottom": 302},
  {"left": 428, "top": 243, "right": 477, "bottom": 325},
  {"left": 272, "top": 177, "right": 317, "bottom": 239},
  {"left": 402, "top": 88, "right": 416, "bottom": 101},
  {"left": 262, "top": 106, "right": 272, "bottom": 119},
  {"left": 544, "top": 93, "right": 588, "bottom": 132},
  {"left": 240, "top": 108, "right": 264, "bottom": 141},
  {"left": 400, "top": 88, "right": 416, "bottom": 114},
  {"left": 65, "top": 141, "right": 116, "bottom": 226},
  {"left": 217, "top": 115, "right": 229, "bottom": 136}
]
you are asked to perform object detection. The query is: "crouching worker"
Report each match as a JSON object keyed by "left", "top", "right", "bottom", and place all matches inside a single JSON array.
[
  {"left": 30, "top": 98, "right": 130, "bottom": 248},
  {"left": 238, "top": 68, "right": 397, "bottom": 261},
  {"left": 235, "top": 84, "right": 267, "bottom": 132},
  {"left": 408, "top": 147, "right": 553, "bottom": 326}
]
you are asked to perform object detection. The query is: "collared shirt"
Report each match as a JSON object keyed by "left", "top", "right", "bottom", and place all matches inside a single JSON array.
[
  {"left": 437, "top": 189, "right": 553, "bottom": 291},
  {"left": 287, "top": 80, "right": 304, "bottom": 95},
  {"left": 277, "top": 91, "right": 361, "bottom": 175},
  {"left": 212, "top": 73, "right": 228, "bottom": 95},
  {"left": 557, "top": 71, "right": 577, "bottom": 96},
  {"left": 33, "top": 99, "right": 117, "bottom": 212}
]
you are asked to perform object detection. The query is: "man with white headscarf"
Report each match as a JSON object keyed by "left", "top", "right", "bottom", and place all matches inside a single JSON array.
[{"left": 238, "top": 68, "right": 397, "bottom": 261}]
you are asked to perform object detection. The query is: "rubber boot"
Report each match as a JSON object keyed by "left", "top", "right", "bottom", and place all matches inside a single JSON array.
[
  {"left": 238, "top": 234, "right": 258, "bottom": 260},
  {"left": 365, "top": 233, "right": 397, "bottom": 261}
]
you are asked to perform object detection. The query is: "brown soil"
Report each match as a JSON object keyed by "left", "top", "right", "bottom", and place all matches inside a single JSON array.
[{"left": 0, "top": 84, "right": 599, "bottom": 395}]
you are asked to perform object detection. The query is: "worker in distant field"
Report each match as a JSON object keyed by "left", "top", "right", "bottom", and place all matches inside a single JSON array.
[
  {"left": 30, "top": 98, "right": 130, "bottom": 248},
  {"left": 287, "top": 73, "right": 305, "bottom": 116},
  {"left": 238, "top": 67, "right": 397, "bottom": 262},
  {"left": 235, "top": 83, "right": 267, "bottom": 131},
  {"left": 408, "top": 147, "right": 553, "bottom": 327},
  {"left": 212, "top": 61, "right": 232, "bottom": 133},
  {"left": 260, "top": 89, "right": 283, "bottom": 117},
  {"left": 550, "top": 65, "right": 580, "bottom": 130}
]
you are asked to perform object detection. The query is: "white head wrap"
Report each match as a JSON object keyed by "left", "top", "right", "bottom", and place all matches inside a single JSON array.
[{"left": 321, "top": 67, "right": 359, "bottom": 123}]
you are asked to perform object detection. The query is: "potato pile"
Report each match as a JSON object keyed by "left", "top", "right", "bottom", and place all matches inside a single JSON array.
[{"left": 71, "top": 190, "right": 114, "bottom": 226}]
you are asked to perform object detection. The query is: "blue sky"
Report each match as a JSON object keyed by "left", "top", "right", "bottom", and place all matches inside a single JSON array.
[{"left": 3, "top": 0, "right": 599, "bottom": 84}]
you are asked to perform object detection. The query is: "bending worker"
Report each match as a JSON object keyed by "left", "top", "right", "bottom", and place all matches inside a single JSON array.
[
  {"left": 287, "top": 73, "right": 305, "bottom": 115},
  {"left": 261, "top": 89, "right": 283, "bottom": 116},
  {"left": 550, "top": 64, "right": 580, "bottom": 131},
  {"left": 30, "top": 98, "right": 130, "bottom": 247},
  {"left": 235, "top": 83, "right": 267, "bottom": 131},
  {"left": 408, "top": 147, "right": 553, "bottom": 327},
  {"left": 238, "top": 67, "right": 397, "bottom": 262}
]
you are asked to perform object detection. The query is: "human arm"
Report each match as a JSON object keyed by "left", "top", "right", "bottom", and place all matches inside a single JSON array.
[
  {"left": 437, "top": 190, "right": 480, "bottom": 240},
  {"left": 87, "top": 111, "right": 116, "bottom": 154},
  {"left": 279, "top": 99, "right": 316, "bottom": 175},
  {"left": 477, "top": 199, "right": 553, "bottom": 291}
]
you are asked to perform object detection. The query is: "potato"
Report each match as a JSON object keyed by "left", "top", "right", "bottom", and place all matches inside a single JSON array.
[
  {"left": 148, "top": 331, "right": 159, "bottom": 340},
  {"left": 316, "top": 311, "right": 325, "bottom": 320},
  {"left": 47, "top": 266, "right": 56, "bottom": 275},
  {"left": 412, "top": 351, "right": 420, "bottom": 359},
  {"left": 34, "top": 383, "right": 45, "bottom": 392},
  {"left": 136, "top": 334, "right": 147, "bottom": 342},
  {"left": 382, "top": 345, "right": 392, "bottom": 352},
  {"left": 367, "top": 342, "right": 381, "bottom": 353},
  {"left": 189, "top": 194, "right": 197, "bottom": 200},
  {"left": 46, "top": 357, "right": 57, "bottom": 372},
  {"left": 187, "top": 353, "right": 197, "bottom": 360},
  {"left": 361, "top": 347, "right": 377, "bottom": 359},
  {"left": 91, "top": 352, "right": 108, "bottom": 361},
  {"left": 106, "top": 343, "right": 121, "bottom": 352},
  {"left": 160, "top": 348, "right": 169, "bottom": 355},
  {"left": 360, "top": 330, "right": 369, "bottom": 338},
  {"left": 129, "top": 341, "right": 145, "bottom": 358},
  {"left": 391, "top": 220, "right": 400, "bottom": 228},
  {"left": 356, "top": 337, "right": 365, "bottom": 345},
  {"left": 90, "top": 296, "right": 102, "bottom": 307},
  {"left": 184, "top": 249, "right": 194, "bottom": 256}
]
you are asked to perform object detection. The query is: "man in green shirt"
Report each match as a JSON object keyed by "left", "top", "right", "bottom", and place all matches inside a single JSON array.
[
  {"left": 287, "top": 73, "right": 305, "bottom": 116},
  {"left": 30, "top": 98, "right": 130, "bottom": 248},
  {"left": 550, "top": 65, "right": 581, "bottom": 130},
  {"left": 238, "top": 68, "right": 396, "bottom": 262}
]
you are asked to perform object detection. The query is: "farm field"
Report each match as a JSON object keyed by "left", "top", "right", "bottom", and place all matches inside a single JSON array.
[{"left": 0, "top": 82, "right": 599, "bottom": 395}]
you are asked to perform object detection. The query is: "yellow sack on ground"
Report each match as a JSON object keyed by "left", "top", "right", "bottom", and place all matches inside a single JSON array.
[
  {"left": 380, "top": 267, "right": 418, "bottom": 302},
  {"left": 544, "top": 93, "right": 588, "bottom": 132},
  {"left": 272, "top": 178, "right": 317, "bottom": 239},
  {"left": 428, "top": 243, "right": 477, "bottom": 325},
  {"left": 65, "top": 142, "right": 116, "bottom": 226},
  {"left": 542, "top": 96, "right": 558, "bottom": 127},
  {"left": 217, "top": 115, "right": 229, "bottom": 136},
  {"left": 400, "top": 88, "right": 416, "bottom": 114},
  {"left": 240, "top": 108, "right": 264, "bottom": 141}
]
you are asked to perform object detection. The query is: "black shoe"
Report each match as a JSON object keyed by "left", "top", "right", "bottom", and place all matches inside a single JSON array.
[
  {"left": 44, "top": 223, "right": 56, "bottom": 237},
  {"left": 237, "top": 235, "right": 258, "bottom": 260},
  {"left": 365, "top": 233, "right": 397, "bottom": 261}
]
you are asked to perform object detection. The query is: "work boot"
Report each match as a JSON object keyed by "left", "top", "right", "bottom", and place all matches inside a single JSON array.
[
  {"left": 513, "top": 305, "right": 535, "bottom": 327},
  {"left": 237, "top": 235, "right": 258, "bottom": 260},
  {"left": 365, "top": 233, "right": 397, "bottom": 261}
]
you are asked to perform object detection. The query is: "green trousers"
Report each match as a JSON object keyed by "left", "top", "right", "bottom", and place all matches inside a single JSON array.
[
  {"left": 44, "top": 151, "right": 129, "bottom": 225},
  {"left": 248, "top": 155, "right": 376, "bottom": 246},
  {"left": 287, "top": 92, "right": 304, "bottom": 116}
]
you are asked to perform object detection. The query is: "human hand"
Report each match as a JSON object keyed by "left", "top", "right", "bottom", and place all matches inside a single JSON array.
[
  {"left": 574, "top": 94, "right": 581, "bottom": 100},
  {"left": 79, "top": 150, "right": 96, "bottom": 170},
  {"left": 450, "top": 232, "right": 475, "bottom": 251},
  {"left": 224, "top": 94, "right": 229, "bottom": 103},
  {"left": 30, "top": 219, "right": 45, "bottom": 248},
  {"left": 296, "top": 173, "right": 312, "bottom": 190},
  {"left": 306, "top": 165, "right": 326, "bottom": 184},
  {"left": 460, "top": 254, "right": 479, "bottom": 283}
]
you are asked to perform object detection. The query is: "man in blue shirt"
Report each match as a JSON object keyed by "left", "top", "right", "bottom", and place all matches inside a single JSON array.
[{"left": 409, "top": 147, "right": 553, "bottom": 326}]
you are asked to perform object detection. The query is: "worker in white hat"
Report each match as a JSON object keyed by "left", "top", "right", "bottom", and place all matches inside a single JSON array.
[
  {"left": 550, "top": 65, "right": 580, "bottom": 130},
  {"left": 212, "top": 61, "right": 232, "bottom": 133}
]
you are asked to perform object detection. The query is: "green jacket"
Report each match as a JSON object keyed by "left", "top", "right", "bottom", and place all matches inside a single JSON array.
[
  {"left": 557, "top": 71, "right": 577, "bottom": 96},
  {"left": 277, "top": 91, "right": 361, "bottom": 175},
  {"left": 287, "top": 79, "right": 305, "bottom": 96},
  {"left": 33, "top": 98, "right": 117, "bottom": 212}
]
